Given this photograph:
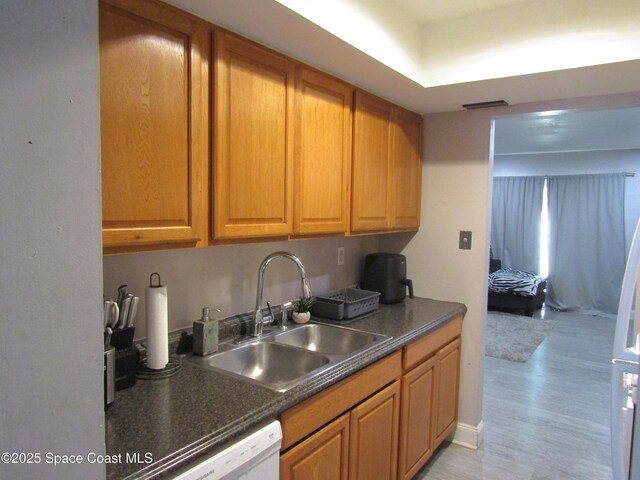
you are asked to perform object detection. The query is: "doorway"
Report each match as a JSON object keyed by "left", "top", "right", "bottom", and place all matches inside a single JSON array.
[{"left": 483, "top": 106, "right": 640, "bottom": 478}]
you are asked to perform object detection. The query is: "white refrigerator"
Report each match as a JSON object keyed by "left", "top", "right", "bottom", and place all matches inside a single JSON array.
[{"left": 612, "top": 218, "right": 640, "bottom": 480}]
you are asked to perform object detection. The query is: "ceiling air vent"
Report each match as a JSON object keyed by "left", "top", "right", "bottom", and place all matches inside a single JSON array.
[{"left": 462, "top": 100, "right": 509, "bottom": 110}]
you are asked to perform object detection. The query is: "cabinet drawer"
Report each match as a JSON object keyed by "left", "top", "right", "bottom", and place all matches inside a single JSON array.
[
  {"left": 403, "top": 315, "right": 462, "bottom": 371},
  {"left": 280, "top": 350, "right": 402, "bottom": 450}
]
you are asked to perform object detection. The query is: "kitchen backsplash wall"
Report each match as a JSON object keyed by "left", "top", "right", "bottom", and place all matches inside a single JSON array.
[{"left": 103, "top": 236, "right": 380, "bottom": 339}]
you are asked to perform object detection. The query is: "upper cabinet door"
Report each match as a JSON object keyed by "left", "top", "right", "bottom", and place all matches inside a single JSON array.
[
  {"left": 213, "top": 32, "right": 295, "bottom": 239},
  {"left": 391, "top": 107, "right": 422, "bottom": 230},
  {"left": 351, "top": 91, "right": 394, "bottom": 233},
  {"left": 294, "top": 68, "right": 353, "bottom": 235},
  {"left": 99, "top": 0, "right": 208, "bottom": 251}
]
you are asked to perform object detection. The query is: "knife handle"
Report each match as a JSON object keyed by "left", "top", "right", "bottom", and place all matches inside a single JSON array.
[
  {"left": 110, "top": 302, "right": 119, "bottom": 329},
  {"left": 127, "top": 296, "right": 139, "bottom": 328},
  {"left": 118, "top": 296, "right": 132, "bottom": 329},
  {"left": 116, "top": 284, "right": 128, "bottom": 310},
  {"left": 103, "top": 300, "right": 113, "bottom": 330}
]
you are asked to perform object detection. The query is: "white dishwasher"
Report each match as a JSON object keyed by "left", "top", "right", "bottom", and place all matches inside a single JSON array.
[{"left": 170, "top": 420, "right": 282, "bottom": 480}]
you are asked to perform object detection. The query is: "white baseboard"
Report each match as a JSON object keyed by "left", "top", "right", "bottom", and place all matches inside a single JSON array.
[{"left": 450, "top": 420, "right": 484, "bottom": 450}]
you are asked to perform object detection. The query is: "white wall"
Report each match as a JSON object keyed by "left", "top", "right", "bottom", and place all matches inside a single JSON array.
[
  {"left": 380, "top": 91, "right": 640, "bottom": 448},
  {"left": 422, "top": 0, "right": 640, "bottom": 86},
  {"left": 0, "top": 1, "right": 105, "bottom": 478},
  {"left": 494, "top": 149, "right": 640, "bottom": 251},
  {"left": 381, "top": 110, "right": 493, "bottom": 446},
  {"left": 103, "top": 236, "right": 379, "bottom": 339},
  {"left": 273, "top": 0, "right": 423, "bottom": 82}
]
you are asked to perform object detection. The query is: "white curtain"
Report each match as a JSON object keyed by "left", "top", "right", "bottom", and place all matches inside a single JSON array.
[
  {"left": 491, "top": 176, "right": 545, "bottom": 272},
  {"left": 546, "top": 173, "right": 626, "bottom": 316}
]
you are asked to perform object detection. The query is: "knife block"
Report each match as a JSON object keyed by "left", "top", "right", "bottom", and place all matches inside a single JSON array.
[
  {"left": 115, "top": 347, "right": 138, "bottom": 391},
  {"left": 108, "top": 327, "right": 137, "bottom": 391},
  {"left": 109, "top": 326, "right": 135, "bottom": 351}
]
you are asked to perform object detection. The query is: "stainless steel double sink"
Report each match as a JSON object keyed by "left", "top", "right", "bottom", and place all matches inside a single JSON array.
[{"left": 183, "top": 323, "right": 390, "bottom": 392}]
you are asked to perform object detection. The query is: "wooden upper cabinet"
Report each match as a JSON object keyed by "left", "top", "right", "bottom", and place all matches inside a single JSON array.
[
  {"left": 391, "top": 107, "right": 422, "bottom": 230},
  {"left": 294, "top": 68, "right": 353, "bottom": 235},
  {"left": 99, "top": 0, "right": 208, "bottom": 251},
  {"left": 213, "top": 32, "right": 295, "bottom": 239},
  {"left": 351, "top": 91, "right": 423, "bottom": 234},
  {"left": 351, "top": 91, "right": 394, "bottom": 232}
]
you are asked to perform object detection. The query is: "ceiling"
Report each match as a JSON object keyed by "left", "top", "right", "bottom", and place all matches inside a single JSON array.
[
  {"left": 168, "top": 0, "right": 640, "bottom": 114},
  {"left": 389, "top": 0, "right": 535, "bottom": 24},
  {"left": 494, "top": 106, "right": 640, "bottom": 155}
]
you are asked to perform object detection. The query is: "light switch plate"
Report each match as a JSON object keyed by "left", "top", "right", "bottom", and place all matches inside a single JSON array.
[{"left": 459, "top": 231, "right": 472, "bottom": 250}]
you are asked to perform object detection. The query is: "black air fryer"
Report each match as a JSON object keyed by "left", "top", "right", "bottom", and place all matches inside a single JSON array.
[{"left": 362, "top": 253, "right": 414, "bottom": 304}]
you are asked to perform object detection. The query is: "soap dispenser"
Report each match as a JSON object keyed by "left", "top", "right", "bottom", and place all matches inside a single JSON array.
[{"left": 193, "top": 307, "right": 219, "bottom": 356}]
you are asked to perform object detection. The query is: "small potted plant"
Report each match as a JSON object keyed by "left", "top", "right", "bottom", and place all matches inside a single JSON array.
[{"left": 292, "top": 297, "right": 314, "bottom": 324}]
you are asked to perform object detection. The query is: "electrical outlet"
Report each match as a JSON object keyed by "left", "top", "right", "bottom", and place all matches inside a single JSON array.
[
  {"left": 459, "top": 231, "right": 472, "bottom": 250},
  {"left": 337, "top": 247, "right": 345, "bottom": 265}
]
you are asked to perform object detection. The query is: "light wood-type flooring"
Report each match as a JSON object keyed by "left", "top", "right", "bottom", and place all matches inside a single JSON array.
[{"left": 417, "top": 308, "right": 616, "bottom": 480}]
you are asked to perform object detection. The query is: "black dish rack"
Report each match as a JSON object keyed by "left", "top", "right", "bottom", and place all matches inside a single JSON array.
[{"left": 310, "top": 288, "right": 380, "bottom": 321}]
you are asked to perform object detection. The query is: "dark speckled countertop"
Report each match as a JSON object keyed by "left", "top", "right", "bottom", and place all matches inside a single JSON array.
[{"left": 105, "top": 297, "right": 466, "bottom": 479}]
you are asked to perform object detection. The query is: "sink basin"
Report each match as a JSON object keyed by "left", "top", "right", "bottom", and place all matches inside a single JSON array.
[
  {"left": 184, "top": 322, "right": 390, "bottom": 392},
  {"left": 186, "top": 341, "right": 331, "bottom": 392},
  {"left": 274, "top": 324, "right": 386, "bottom": 356}
]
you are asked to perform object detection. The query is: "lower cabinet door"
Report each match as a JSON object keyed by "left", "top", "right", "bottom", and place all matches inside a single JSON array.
[
  {"left": 280, "top": 412, "right": 350, "bottom": 480},
  {"left": 349, "top": 381, "right": 401, "bottom": 480},
  {"left": 434, "top": 338, "right": 461, "bottom": 447},
  {"left": 398, "top": 356, "right": 436, "bottom": 480}
]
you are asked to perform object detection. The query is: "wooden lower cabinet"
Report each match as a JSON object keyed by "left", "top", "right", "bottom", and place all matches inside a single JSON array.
[
  {"left": 397, "top": 317, "right": 463, "bottom": 480},
  {"left": 433, "top": 338, "right": 461, "bottom": 446},
  {"left": 280, "top": 413, "right": 350, "bottom": 480},
  {"left": 280, "top": 316, "right": 463, "bottom": 480},
  {"left": 281, "top": 382, "right": 400, "bottom": 480},
  {"left": 349, "top": 381, "right": 400, "bottom": 480},
  {"left": 397, "top": 357, "right": 436, "bottom": 480}
]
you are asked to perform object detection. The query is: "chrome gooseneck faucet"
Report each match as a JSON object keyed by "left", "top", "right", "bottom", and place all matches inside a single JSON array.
[{"left": 252, "top": 252, "right": 312, "bottom": 337}]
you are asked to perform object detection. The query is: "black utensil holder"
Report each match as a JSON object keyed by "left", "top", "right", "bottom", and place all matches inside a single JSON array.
[
  {"left": 109, "top": 326, "right": 135, "bottom": 351},
  {"left": 106, "top": 327, "right": 137, "bottom": 391},
  {"left": 115, "top": 347, "right": 138, "bottom": 391}
]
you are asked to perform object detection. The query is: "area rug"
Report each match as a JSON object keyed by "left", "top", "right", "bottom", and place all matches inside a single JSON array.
[{"left": 485, "top": 312, "right": 556, "bottom": 362}]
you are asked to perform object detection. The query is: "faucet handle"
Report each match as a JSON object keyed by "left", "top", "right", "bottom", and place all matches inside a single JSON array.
[{"left": 264, "top": 301, "right": 275, "bottom": 325}]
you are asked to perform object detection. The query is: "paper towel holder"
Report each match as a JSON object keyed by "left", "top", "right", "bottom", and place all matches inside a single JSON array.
[
  {"left": 137, "top": 360, "right": 181, "bottom": 380},
  {"left": 138, "top": 271, "right": 182, "bottom": 380},
  {"left": 149, "top": 272, "right": 162, "bottom": 288}
]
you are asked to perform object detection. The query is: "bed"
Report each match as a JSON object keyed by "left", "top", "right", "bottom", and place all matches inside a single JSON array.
[{"left": 488, "top": 259, "right": 547, "bottom": 317}]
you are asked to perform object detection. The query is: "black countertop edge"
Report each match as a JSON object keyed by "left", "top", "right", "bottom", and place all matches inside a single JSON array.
[{"left": 114, "top": 299, "right": 467, "bottom": 480}]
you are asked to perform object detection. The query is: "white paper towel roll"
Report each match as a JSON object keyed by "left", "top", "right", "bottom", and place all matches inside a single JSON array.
[{"left": 146, "top": 283, "right": 168, "bottom": 370}]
